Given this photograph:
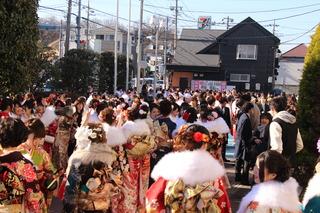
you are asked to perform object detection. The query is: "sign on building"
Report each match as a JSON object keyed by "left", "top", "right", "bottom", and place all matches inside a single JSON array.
[
  {"left": 198, "top": 16, "right": 212, "bottom": 30},
  {"left": 191, "top": 80, "right": 226, "bottom": 91}
]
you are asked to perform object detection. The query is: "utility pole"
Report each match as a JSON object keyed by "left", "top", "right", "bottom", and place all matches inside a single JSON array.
[
  {"left": 76, "top": 0, "right": 81, "bottom": 49},
  {"left": 126, "top": 0, "right": 132, "bottom": 91},
  {"left": 272, "top": 19, "right": 279, "bottom": 35},
  {"left": 86, "top": 0, "right": 90, "bottom": 49},
  {"left": 59, "top": 20, "right": 63, "bottom": 58},
  {"left": 222, "top": 16, "right": 233, "bottom": 30},
  {"left": 164, "top": 16, "right": 168, "bottom": 89},
  {"left": 114, "top": 0, "right": 119, "bottom": 94},
  {"left": 65, "top": 0, "right": 72, "bottom": 53},
  {"left": 153, "top": 27, "right": 159, "bottom": 93},
  {"left": 174, "top": 0, "right": 178, "bottom": 53},
  {"left": 137, "top": 0, "right": 144, "bottom": 93}
]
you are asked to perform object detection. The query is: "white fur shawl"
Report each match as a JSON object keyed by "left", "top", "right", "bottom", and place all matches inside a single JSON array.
[
  {"left": 151, "top": 149, "right": 225, "bottom": 186},
  {"left": 237, "top": 178, "right": 300, "bottom": 213},
  {"left": 40, "top": 106, "right": 57, "bottom": 127},
  {"left": 66, "top": 143, "right": 117, "bottom": 176},
  {"left": 303, "top": 173, "right": 320, "bottom": 207},
  {"left": 195, "top": 117, "right": 230, "bottom": 134},
  {"left": 102, "top": 123, "right": 127, "bottom": 147},
  {"left": 121, "top": 119, "right": 151, "bottom": 139}
]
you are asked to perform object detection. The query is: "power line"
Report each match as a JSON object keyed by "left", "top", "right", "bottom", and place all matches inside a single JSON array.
[
  {"left": 144, "top": 2, "right": 320, "bottom": 14},
  {"left": 281, "top": 23, "right": 319, "bottom": 44},
  {"left": 143, "top": 7, "right": 320, "bottom": 25}
]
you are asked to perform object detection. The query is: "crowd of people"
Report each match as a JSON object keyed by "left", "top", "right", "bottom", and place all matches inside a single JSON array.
[{"left": 0, "top": 88, "right": 319, "bottom": 213}]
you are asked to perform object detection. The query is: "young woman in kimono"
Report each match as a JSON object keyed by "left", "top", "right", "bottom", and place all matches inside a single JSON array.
[
  {"left": 146, "top": 124, "right": 226, "bottom": 213},
  {"left": 303, "top": 152, "right": 320, "bottom": 212},
  {"left": 117, "top": 105, "right": 155, "bottom": 212},
  {"left": 64, "top": 123, "right": 125, "bottom": 212},
  {"left": 237, "top": 150, "right": 301, "bottom": 213},
  {"left": 0, "top": 118, "right": 47, "bottom": 212},
  {"left": 18, "top": 118, "right": 58, "bottom": 206}
]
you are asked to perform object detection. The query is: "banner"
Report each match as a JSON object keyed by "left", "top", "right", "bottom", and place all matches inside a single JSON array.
[{"left": 191, "top": 80, "right": 227, "bottom": 91}]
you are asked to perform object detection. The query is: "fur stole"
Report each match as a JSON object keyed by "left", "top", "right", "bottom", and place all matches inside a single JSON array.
[
  {"left": 303, "top": 173, "right": 320, "bottom": 207},
  {"left": 151, "top": 149, "right": 225, "bottom": 186},
  {"left": 121, "top": 119, "right": 151, "bottom": 139},
  {"left": 66, "top": 143, "right": 117, "bottom": 176},
  {"left": 195, "top": 117, "right": 230, "bottom": 134},
  {"left": 102, "top": 123, "right": 127, "bottom": 147},
  {"left": 40, "top": 106, "right": 57, "bottom": 127},
  {"left": 237, "top": 177, "right": 300, "bottom": 213}
]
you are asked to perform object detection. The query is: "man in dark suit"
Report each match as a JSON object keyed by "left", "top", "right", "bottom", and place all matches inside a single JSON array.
[
  {"left": 258, "top": 96, "right": 270, "bottom": 113},
  {"left": 219, "top": 97, "right": 232, "bottom": 162}
]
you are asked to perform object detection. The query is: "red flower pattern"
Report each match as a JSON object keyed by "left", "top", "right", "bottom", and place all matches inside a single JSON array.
[{"left": 22, "top": 163, "right": 37, "bottom": 183}]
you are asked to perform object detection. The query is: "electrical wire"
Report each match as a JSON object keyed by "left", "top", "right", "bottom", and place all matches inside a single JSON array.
[
  {"left": 144, "top": 2, "right": 320, "bottom": 14},
  {"left": 281, "top": 23, "right": 319, "bottom": 44}
]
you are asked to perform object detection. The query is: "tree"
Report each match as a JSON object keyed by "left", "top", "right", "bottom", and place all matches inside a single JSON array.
[
  {"left": 297, "top": 25, "right": 320, "bottom": 154},
  {"left": 293, "top": 25, "right": 320, "bottom": 189},
  {"left": 99, "top": 52, "right": 131, "bottom": 93},
  {"left": 32, "top": 46, "right": 58, "bottom": 91},
  {"left": 0, "top": 0, "right": 40, "bottom": 94},
  {"left": 54, "top": 49, "right": 99, "bottom": 95}
]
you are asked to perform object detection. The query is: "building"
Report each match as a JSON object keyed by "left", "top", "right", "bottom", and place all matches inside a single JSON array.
[
  {"left": 93, "top": 27, "right": 131, "bottom": 55},
  {"left": 167, "top": 17, "right": 280, "bottom": 92},
  {"left": 275, "top": 44, "right": 307, "bottom": 94}
]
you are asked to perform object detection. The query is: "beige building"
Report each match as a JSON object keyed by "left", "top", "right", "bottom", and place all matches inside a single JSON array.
[{"left": 93, "top": 27, "right": 130, "bottom": 55}]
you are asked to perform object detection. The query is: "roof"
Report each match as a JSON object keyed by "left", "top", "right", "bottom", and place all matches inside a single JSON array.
[
  {"left": 198, "top": 17, "right": 280, "bottom": 54},
  {"left": 171, "top": 29, "right": 226, "bottom": 67},
  {"left": 216, "top": 17, "right": 280, "bottom": 43},
  {"left": 281, "top": 44, "right": 307, "bottom": 58}
]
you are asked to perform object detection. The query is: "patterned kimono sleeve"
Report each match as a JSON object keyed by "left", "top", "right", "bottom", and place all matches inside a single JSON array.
[
  {"left": 146, "top": 177, "right": 167, "bottom": 213},
  {"left": 22, "top": 162, "right": 47, "bottom": 213},
  {"left": 42, "top": 150, "right": 57, "bottom": 174}
]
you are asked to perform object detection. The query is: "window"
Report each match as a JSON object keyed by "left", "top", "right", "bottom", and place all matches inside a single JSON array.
[
  {"left": 96, "top": 34, "right": 104, "bottom": 40},
  {"left": 109, "top": 35, "right": 115, "bottom": 40},
  {"left": 236, "top": 45, "right": 257, "bottom": 60},
  {"left": 230, "top": 74, "right": 250, "bottom": 82}
]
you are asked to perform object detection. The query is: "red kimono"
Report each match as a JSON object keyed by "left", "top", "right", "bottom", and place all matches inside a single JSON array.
[{"left": 146, "top": 149, "right": 230, "bottom": 213}]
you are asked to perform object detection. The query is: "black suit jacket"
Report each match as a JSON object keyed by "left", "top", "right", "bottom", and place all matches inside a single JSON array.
[
  {"left": 259, "top": 103, "right": 270, "bottom": 113},
  {"left": 220, "top": 106, "right": 232, "bottom": 129}
]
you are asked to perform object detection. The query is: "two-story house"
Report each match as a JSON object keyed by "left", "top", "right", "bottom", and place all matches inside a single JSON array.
[
  {"left": 167, "top": 17, "right": 280, "bottom": 92},
  {"left": 275, "top": 43, "right": 307, "bottom": 94},
  {"left": 93, "top": 27, "right": 132, "bottom": 55}
]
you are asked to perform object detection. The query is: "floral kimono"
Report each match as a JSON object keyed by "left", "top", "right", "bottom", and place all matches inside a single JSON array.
[
  {"left": 52, "top": 115, "right": 74, "bottom": 170},
  {"left": 146, "top": 149, "right": 226, "bottom": 213},
  {"left": 64, "top": 143, "right": 119, "bottom": 212},
  {"left": 18, "top": 143, "right": 57, "bottom": 205},
  {"left": 114, "top": 119, "right": 155, "bottom": 213},
  {"left": 0, "top": 151, "right": 47, "bottom": 213},
  {"left": 237, "top": 178, "right": 302, "bottom": 213}
]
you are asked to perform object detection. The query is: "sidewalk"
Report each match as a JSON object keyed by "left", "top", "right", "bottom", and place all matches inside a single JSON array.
[{"left": 225, "top": 138, "right": 251, "bottom": 211}]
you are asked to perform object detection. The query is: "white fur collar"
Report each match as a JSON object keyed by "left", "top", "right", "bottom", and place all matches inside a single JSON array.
[
  {"left": 151, "top": 149, "right": 225, "bottom": 186},
  {"left": 237, "top": 178, "right": 300, "bottom": 213},
  {"left": 66, "top": 143, "right": 117, "bottom": 176},
  {"left": 195, "top": 117, "right": 230, "bottom": 134},
  {"left": 102, "top": 123, "right": 127, "bottom": 147},
  {"left": 303, "top": 173, "right": 320, "bottom": 207},
  {"left": 121, "top": 119, "right": 151, "bottom": 139}
]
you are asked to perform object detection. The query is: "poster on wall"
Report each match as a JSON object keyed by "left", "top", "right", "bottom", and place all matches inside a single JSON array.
[{"left": 191, "top": 80, "right": 227, "bottom": 91}]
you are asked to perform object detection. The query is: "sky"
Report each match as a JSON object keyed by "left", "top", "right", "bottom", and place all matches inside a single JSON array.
[{"left": 38, "top": 0, "right": 320, "bottom": 52}]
